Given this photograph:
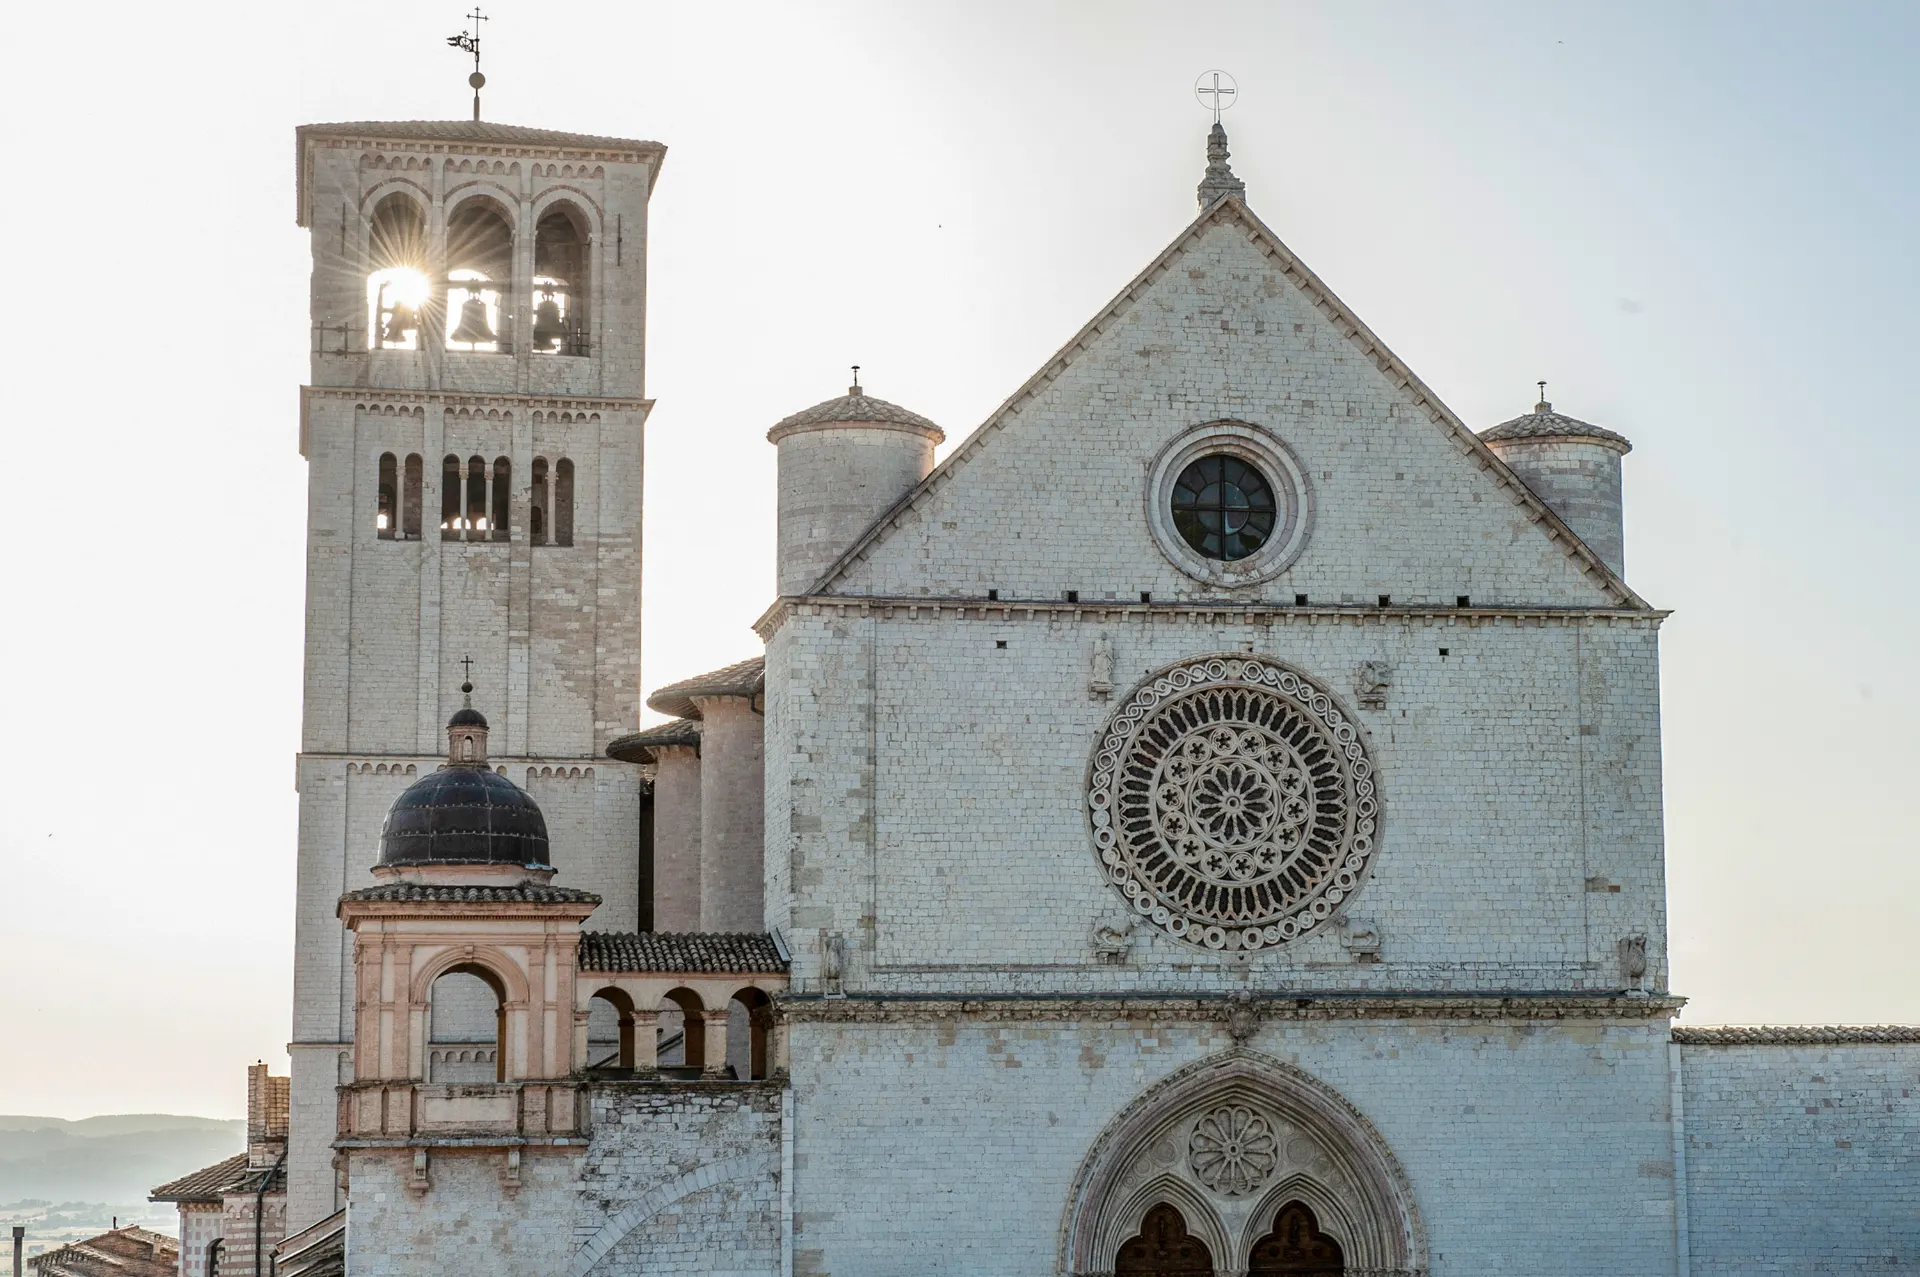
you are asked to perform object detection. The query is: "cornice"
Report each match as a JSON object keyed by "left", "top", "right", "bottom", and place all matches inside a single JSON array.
[
  {"left": 754, "top": 594, "right": 1670, "bottom": 641},
  {"left": 301, "top": 386, "right": 651, "bottom": 413},
  {"left": 775, "top": 992, "right": 1684, "bottom": 1025}
]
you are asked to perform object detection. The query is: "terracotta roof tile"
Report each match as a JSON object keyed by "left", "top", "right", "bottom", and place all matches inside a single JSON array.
[
  {"left": 579, "top": 931, "right": 788, "bottom": 974},
  {"left": 298, "top": 120, "right": 662, "bottom": 153},
  {"left": 339, "top": 883, "right": 602, "bottom": 906},
  {"left": 645, "top": 657, "right": 764, "bottom": 720},
  {"left": 150, "top": 1152, "right": 251, "bottom": 1203},
  {"left": 606, "top": 717, "right": 700, "bottom": 763},
  {"left": 1480, "top": 405, "right": 1631, "bottom": 452},
  {"left": 1672, "top": 1025, "right": 1920, "bottom": 1046},
  {"left": 28, "top": 1229, "right": 179, "bottom": 1277},
  {"left": 768, "top": 392, "right": 943, "bottom": 442}
]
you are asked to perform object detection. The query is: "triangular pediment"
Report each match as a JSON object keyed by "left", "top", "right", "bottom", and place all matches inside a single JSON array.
[{"left": 811, "top": 197, "right": 1645, "bottom": 610}]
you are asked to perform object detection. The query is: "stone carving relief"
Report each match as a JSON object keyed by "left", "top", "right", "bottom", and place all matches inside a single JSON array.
[
  {"left": 1091, "top": 911, "right": 1137, "bottom": 963},
  {"left": 1352, "top": 660, "right": 1392, "bottom": 710},
  {"left": 1087, "top": 657, "right": 1379, "bottom": 951},
  {"left": 1188, "top": 1105, "right": 1279, "bottom": 1196}
]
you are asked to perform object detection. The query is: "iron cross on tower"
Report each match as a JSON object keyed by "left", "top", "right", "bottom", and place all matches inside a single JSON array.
[
  {"left": 447, "top": 8, "right": 488, "bottom": 121},
  {"left": 1195, "top": 70, "right": 1237, "bottom": 125}
]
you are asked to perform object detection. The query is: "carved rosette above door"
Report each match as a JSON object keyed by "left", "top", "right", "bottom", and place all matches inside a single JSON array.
[{"left": 1087, "top": 656, "right": 1379, "bottom": 951}]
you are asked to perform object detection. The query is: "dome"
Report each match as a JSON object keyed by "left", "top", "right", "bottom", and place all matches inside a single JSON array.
[
  {"left": 378, "top": 691, "right": 549, "bottom": 868},
  {"left": 379, "top": 765, "right": 551, "bottom": 868}
]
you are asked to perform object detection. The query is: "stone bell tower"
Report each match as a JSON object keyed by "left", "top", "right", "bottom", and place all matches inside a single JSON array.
[{"left": 286, "top": 119, "right": 664, "bottom": 1230}]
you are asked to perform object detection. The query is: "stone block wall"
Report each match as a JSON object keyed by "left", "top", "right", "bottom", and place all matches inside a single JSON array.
[
  {"left": 1679, "top": 1038, "right": 1920, "bottom": 1274},
  {"left": 787, "top": 1015, "right": 1679, "bottom": 1275},
  {"left": 340, "top": 1083, "right": 781, "bottom": 1277},
  {"left": 765, "top": 605, "right": 1664, "bottom": 995}
]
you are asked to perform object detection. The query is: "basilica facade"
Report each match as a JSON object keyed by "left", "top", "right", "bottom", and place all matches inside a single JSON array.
[{"left": 247, "top": 113, "right": 1919, "bottom": 1276}]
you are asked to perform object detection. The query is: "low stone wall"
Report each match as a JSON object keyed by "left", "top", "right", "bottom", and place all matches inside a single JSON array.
[
  {"left": 573, "top": 1082, "right": 784, "bottom": 1277},
  {"left": 343, "top": 1081, "right": 782, "bottom": 1277},
  {"left": 1678, "top": 1030, "right": 1920, "bottom": 1274}
]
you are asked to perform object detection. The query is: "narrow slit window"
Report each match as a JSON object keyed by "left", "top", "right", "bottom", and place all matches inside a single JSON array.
[
  {"left": 403, "top": 454, "right": 423, "bottom": 539},
  {"left": 530, "top": 457, "right": 549, "bottom": 546},
  {"left": 491, "top": 457, "right": 511, "bottom": 541},
  {"left": 440, "top": 455, "right": 462, "bottom": 539},
  {"left": 466, "top": 456, "right": 487, "bottom": 539},
  {"left": 555, "top": 458, "right": 575, "bottom": 547},
  {"left": 376, "top": 452, "right": 397, "bottom": 539}
]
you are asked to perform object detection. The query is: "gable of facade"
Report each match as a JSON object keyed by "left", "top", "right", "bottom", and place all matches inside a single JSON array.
[{"left": 818, "top": 198, "right": 1637, "bottom": 611}]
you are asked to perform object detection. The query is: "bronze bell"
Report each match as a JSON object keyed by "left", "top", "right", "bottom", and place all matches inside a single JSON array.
[
  {"left": 382, "top": 303, "right": 418, "bottom": 345},
  {"left": 450, "top": 294, "right": 496, "bottom": 345},
  {"left": 532, "top": 297, "right": 564, "bottom": 350}
]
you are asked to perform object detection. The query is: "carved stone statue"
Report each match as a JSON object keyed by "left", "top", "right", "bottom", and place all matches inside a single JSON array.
[
  {"left": 1618, "top": 935, "right": 1648, "bottom": 991},
  {"left": 1089, "top": 634, "right": 1116, "bottom": 698},
  {"left": 1353, "top": 660, "right": 1393, "bottom": 710}
]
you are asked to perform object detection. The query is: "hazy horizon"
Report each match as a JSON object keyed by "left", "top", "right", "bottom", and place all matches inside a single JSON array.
[{"left": 2, "top": 0, "right": 1915, "bottom": 1120}]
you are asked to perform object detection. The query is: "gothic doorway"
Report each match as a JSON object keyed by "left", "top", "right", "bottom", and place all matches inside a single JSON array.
[
  {"left": 1114, "top": 1203, "right": 1215, "bottom": 1276},
  {"left": 1248, "top": 1201, "right": 1344, "bottom": 1274}
]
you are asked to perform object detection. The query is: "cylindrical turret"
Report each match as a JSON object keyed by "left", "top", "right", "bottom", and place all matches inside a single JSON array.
[
  {"left": 768, "top": 378, "right": 943, "bottom": 595},
  {"left": 646, "top": 657, "right": 766, "bottom": 933},
  {"left": 1480, "top": 396, "right": 1633, "bottom": 578},
  {"left": 607, "top": 718, "right": 703, "bottom": 931}
]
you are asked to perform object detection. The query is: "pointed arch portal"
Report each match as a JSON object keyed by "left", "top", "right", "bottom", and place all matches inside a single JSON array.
[{"left": 1060, "top": 1052, "right": 1425, "bottom": 1277}]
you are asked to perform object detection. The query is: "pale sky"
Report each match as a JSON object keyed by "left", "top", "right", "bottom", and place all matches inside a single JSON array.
[{"left": 2, "top": 1, "right": 1915, "bottom": 1120}]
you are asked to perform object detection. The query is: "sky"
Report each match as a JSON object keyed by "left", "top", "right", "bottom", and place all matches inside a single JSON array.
[{"left": 1, "top": 0, "right": 1915, "bottom": 1120}]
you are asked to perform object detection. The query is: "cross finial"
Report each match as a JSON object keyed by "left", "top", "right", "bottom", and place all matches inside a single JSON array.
[
  {"left": 459, "top": 654, "right": 475, "bottom": 700},
  {"left": 447, "top": 8, "right": 489, "bottom": 121},
  {"left": 849, "top": 365, "right": 862, "bottom": 396},
  {"left": 1536, "top": 380, "right": 1551, "bottom": 412},
  {"left": 1195, "top": 70, "right": 1238, "bottom": 126}
]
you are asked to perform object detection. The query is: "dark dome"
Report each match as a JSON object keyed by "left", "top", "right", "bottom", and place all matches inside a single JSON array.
[
  {"left": 448, "top": 706, "right": 489, "bottom": 728},
  {"left": 379, "top": 765, "right": 550, "bottom": 868}
]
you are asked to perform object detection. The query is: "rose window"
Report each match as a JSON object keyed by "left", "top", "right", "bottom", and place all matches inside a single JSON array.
[
  {"left": 1087, "top": 657, "right": 1378, "bottom": 950},
  {"left": 1188, "top": 1104, "right": 1279, "bottom": 1196}
]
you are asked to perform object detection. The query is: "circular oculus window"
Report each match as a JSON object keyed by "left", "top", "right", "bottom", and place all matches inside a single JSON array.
[
  {"left": 1147, "top": 423, "right": 1312, "bottom": 585},
  {"left": 1086, "top": 656, "right": 1378, "bottom": 952}
]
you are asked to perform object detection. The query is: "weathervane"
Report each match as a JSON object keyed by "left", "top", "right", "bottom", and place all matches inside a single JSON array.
[
  {"left": 447, "top": 8, "right": 488, "bottom": 122},
  {"left": 1194, "top": 70, "right": 1238, "bottom": 125}
]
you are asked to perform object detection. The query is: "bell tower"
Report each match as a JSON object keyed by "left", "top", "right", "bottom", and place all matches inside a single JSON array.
[{"left": 286, "top": 120, "right": 664, "bottom": 1230}]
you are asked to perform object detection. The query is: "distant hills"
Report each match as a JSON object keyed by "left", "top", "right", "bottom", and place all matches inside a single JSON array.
[{"left": 0, "top": 1115, "right": 244, "bottom": 1204}]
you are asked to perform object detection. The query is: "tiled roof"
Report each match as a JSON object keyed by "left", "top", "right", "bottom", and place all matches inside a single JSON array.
[
  {"left": 768, "top": 390, "right": 943, "bottom": 442},
  {"left": 645, "top": 656, "right": 765, "bottom": 720},
  {"left": 1672, "top": 1025, "right": 1920, "bottom": 1046},
  {"left": 1480, "top": 403, "right": 1631, "bottom": 452},
  {"left": 298, "top": 121, "right": 663, "bottom": 153},
  {"left": 339, "top": 883, "right": 602, "bottom": 906},
  {"left": 150, "top": 1152, "right": 251, "bottom": 1203},
  {"left": 606, "top": 717, "right": 701, "bottom": 763},
  {"left": 579, "top": 931, "right": 788, "bottom": 974},
  {"left": 28, "top": 1229, "right": 179, "bottom": 1277}
]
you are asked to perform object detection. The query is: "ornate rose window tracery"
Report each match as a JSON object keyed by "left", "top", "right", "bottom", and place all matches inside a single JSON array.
[{"left": 1087, "top": 657, "right": 1378, "bottom": 951}]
